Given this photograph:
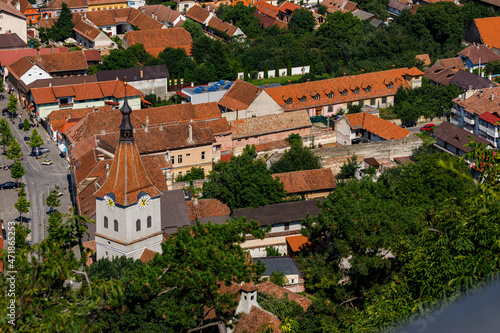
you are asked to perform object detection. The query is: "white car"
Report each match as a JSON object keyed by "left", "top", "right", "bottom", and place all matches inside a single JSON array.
[{"left": 41, "top": 160, "right": 53, "bottom": 166}]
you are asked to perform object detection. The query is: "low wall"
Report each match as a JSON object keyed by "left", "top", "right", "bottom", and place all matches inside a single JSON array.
[{"left": 237, "top": 66, "right": 310, "bottom": 80}]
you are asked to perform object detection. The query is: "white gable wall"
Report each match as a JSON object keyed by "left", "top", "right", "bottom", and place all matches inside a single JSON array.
[{"left": 19, "top": 65, "right": 51, "bottom": 86}]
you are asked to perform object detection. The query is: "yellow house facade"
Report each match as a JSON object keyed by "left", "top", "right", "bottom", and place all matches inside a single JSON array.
[{"left": 87, "top": 0, "right": 127, "bottom": 11}]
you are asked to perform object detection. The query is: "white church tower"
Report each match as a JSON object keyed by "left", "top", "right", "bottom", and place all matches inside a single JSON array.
[{"left": 94, "top": 82, "right": 163, "bottom": 260}]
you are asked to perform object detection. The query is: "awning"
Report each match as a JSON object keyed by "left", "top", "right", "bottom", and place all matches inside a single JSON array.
[
  {"left": 105, "top": 101, "right": 119, "bottom": 106},
  {"left": 141, "top": 96, "right": 152, "bottom": 105}
]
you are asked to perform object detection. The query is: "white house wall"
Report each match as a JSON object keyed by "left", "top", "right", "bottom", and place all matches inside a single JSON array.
[
  {"left": 0, "top": 11, "right": 27, "bottom": 42},
  {"left": 19, "top": 65, "right": 51, "bottom": 86},
  {"left": 128, "top": 78, "right": 168, "bottom": 99}
]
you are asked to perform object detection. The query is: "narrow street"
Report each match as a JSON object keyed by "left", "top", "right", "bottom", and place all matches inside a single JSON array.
[{"left": 0, "top": 95, "right": 73, "bottom": 245}]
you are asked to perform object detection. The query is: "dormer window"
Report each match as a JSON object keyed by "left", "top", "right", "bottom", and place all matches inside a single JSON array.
[
  {"left": 387, "top": 82, "right": 394, "bottom": 89},
  {"left": 313, "top": 94, "right": 320, "bottom": 100},
  {"left": 286, "top": 98, "right": 292, "bottom": 105},
  {"left": 353, "top": 88, "right": 359, "bottom": 94},
  {"left": 299, "top": 96, "right": 306, "bottom": 102},
  {"left": 328, "top": 92, "right": 334, "bottom": 98},
  {"left": 364, "top": 86, "right": 371, "bottom": 92},
  {"left": 341, "top": 89, "right": 348, "bottom": 96}
]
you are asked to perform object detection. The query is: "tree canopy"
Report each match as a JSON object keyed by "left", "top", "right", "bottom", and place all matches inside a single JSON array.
[
  {"left": 203, "top": 145, "right": 286, "bottom": 209},
  {"left": 270, "top": 134, "right": 321, "bottom": 174}
]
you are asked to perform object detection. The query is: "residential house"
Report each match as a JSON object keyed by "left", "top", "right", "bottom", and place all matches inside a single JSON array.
[
  {"left": 457, "top": 44, "right": 500, "bottom": 72},
  {"left": 218, "top": 79, "right": 283, "bottom": 120},
  {"left": 415, "top": 53, "right": 431, "bottom": 66},
  {"left": 41, "top": 0, "right": 88, "bottom": 18},
  {"left": 30, "top": 80, "right": 143, "bottom": 120},
  {"left": 0, "top": 0, "right": 27, "bottom": 43},
  {"left": 264, "top": 67, "right": 424, "bottom": 117},
  {"left": 286, "top": 234, "right": 309, "bottom": 259},
  {"left": 254, "top": 256, "right": 302, "bottom": 289},
  {"left": 122, "top": 27, "right": 192, "bottom": 57},
  {"left": 465, "top": 17, "right": 500, "bottom": 55},
  {"left": 387, "top": 0, "right": 411, "bottom": 16},
  {"left": 181, "top": 80, "right": 233, "bottom": 105},
  {"left": 351, "top": 9, "right": 375, "bottom": 21},
  {"left": 232, "top": 199, "right": 322, "bottom": 257},
  {"left": 277, "top": 1, "right": 300, "bottom": 23},
  {"left": 73, "top": 18, "right": 115, "bottom": 50},
  {"left": 78, "top": 7, "right": 165, "bottom": 36},
  {"left": 96, "top": 65, "right": 170, "bottom": 98},
  {"left": 185, "top": 6, "right": 245, "bottom": 42},
  {"left": 254, "top": 1, "right": 287, "bottom": 29},
  {"left": 139, "top": 4, "right": 185, "bottom": 28},
  {"left": 272, "top": 168, "right": 337, "bottom": 199},
  {"left": 83, "top": 49, "right": 102, "bottom": 66},
  {"left": 335, "top": 111, "right": 412, "bottom": 145},
  {"left": 448, "top": 69, "right": 498, "bottom": 91},
  {"left": 176, "top": 0, "right": 196, "bottom": 14},
  {"left": 0, "top": 33, "right": 27, "bottom": 50},
  {"left": 424, "top": 65, "right": 460, "bottom": 86},
  {"left": 417, "top": 0, "right": 459, "bottom": 4},
  {"left": 186, "top": 197, "right": 231, "bottom": 224},
  {"left": 433, "top": 121, "right": 491, "bottom": 157},
  {"left": 321, "top": 0, "right": 360, "bottom": 14},
  {"left": 450, "top": 87, "right": 500, "bottom": 147},
  {"left": 230, "top": 110, "right": 312, "bottom": 154},
  {"left": 1, "top": 0, "right": 40, "bottom": 24},
  {"left": 434, "top": 57, "right": 465, "bottom": 71},
  {"left": 87, "top": 0, "right": 128, "bottom": 11}
]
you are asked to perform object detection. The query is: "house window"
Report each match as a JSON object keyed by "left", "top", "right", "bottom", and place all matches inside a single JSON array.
[
  {"left": 114, "top": 220, "right": 118, "bottom": 232},
  {"left": 370, "top": 99, "right": 375, "bottom": 105},
  {"left": 186, "top": 153, "right": 190, "bottom": 157},
  {"left": 341, "top": 90, "right": 348, "bottom": 96},
  {"left": 313, "top": 94, "right": 320, "bottom": 100},
  {"left": 171, "top": 156, "right": 175, "bottom": 164},
  {"left": 147, "top": 216, "right": 152, "bottom": 228},
  {"left": 178, "top": 172, "right": 182, "bottom": 177},
  {"left": 347, "top": 102, "right": 352, "bottom": 108},
  {"left": 104, "top": 216, "right": 108, "bottom": 229},
  {"left": 365, "top": 86, "right": 371, "bottom": 92},
  {"left": 136, "top": 219, "right": 141, "bottom": 231},
  {"left": 284, "top": 222, "right": 289, "bottom": 231},
  {"left": 178, "top": 155, "right": 182, "bottom": 163},
  {"left": 353, "top": 88, "right": 359, "bottom": 94},
  {"left": 387, "top": 82, "right": 394, "bottom": 89},
  {"left": 299, "top": 96, "right": 306, "bottom": 102},
  {"left": 382, "top": 97, "right": 387, "bottom": 104},
  {"left": 286, "top": 98, "right": 292, "bottom": 105},
  {"left": 201, "top": 151, "right": 206, "bottom": 160},
  {"left": 328, "top": 92, "right": 333, "bottom": 98}
]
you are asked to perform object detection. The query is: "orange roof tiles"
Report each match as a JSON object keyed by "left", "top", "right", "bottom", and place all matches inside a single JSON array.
[
  {"left": 434, "top": 57, "right": 465, "bottom": 70},
  {"left": 186, "top": 5, "right": 211, "bottom": 23},
  {"left": 140, "top": 248, "right": 158, "bottom": 263},
  {"left": 230, "top": 110, "right": 311, "bottom": 139},
  {"left": 234, "top": 307, "right": 281, "bottom": 333},
  {"left": 45, "top": 0, "right": 87, "bottom": 9},
  {"left": 134, "top": 102, "right": 222, "bottom": 125},
  {"left": 0, "top": 47, "right": 67, "bottom": 67},
  {"left": 286, "top": 235, "right": 310, "bottom": 252},
  {"left": 124, "top": 28, "right": 192, "bottom": 57},
  {"left": 219, "top": 79, "right": 262, "bottom": 111},
  {"left": 0, "top": 0, "right": 26, "bottom": 19},
  {"left": 474, "top": 17, "right": 500, "bottom": 50},
  {"left": 73, "top": 20, "right": 102, "bottom": 41},
  {"left": 256, "top": 280, "right": 312, "bottom": 310},
  {"left": 278, "top": 1, "right": 301, "bottom": 13},
  {"left": 453, "top": 87, "right": 500, "bottom": 116},
  {"left": 458, "top": 44, "right": 500, "bottom": 65},
  {"left": 415, "top": 53, "right": 431, "bottom": 66},
  {"left": 265, "top": 67, "right": 424, "bottom": 112},
  {"left": 6, "top": 56, "right": 35, "bottom": 80},
  {"left": 27, "top": 51, "right": 88, "bottom": 73},
  {"left": 186, "top": 199, "right": 231, "bottom": 221},
  {"left": 94, "top": 140, "right": 163, "bottom": 206},
  {"left": 345, "top": 112, "right": 411, "bottom": 140},
  {"left": 255, "top": 0, "right": 279, "bottom": 17},
  {"left": 273, "top": 168, "right": 336, "bottom": 194}
]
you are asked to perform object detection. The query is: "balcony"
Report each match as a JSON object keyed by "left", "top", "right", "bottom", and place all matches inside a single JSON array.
[
  {"left": 463, "top": 116, "right": 475, "bottom": 125},
  {"left": 451, "top": 107, "right": 461, "bottom": 116},
  {"left": 450, "top": 117, "right": 460, "bottom": 126},
  {"left": 478, "top": 124, "right": 499, "bottom": 138}
]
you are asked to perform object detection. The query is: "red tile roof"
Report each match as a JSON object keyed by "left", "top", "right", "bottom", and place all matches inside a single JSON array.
[
  {"left": 84, "top": 49, "right": 102, "bottom": 62},
  {"left": 140, "top": 248, "right": 158, "bottom": 262},
  {"left": 273, "top": 168, "right": 336, "bottom": 194},
  {"left": 415, "top": 53, "right": 431, "bottom": 66},
  {"left": 474, "top": 17, "right": 500, "bottom": 50},
  {"left": 454, "top": 87, "right": 500, "bottom": 116},
  {"left": 278, "top": 1, "right": 301, "bottom": 13},
  {"left": 186, "top": 199, "right": 231, "bottom": 221},
  {"left": 185, "top": 5, "right": 210, "bottom": 23},
  {"left": 458, "top": 44, "right": 500, "bottom": 65},
  {"left": 230, "top": 110, "right": 311, "bottom": 139},
  {"left": 286, "top": 235, "right": 310, "bottom": 252},
  {"left": 345, "top": 112, "right": 411, "bottom": 140},
  {"left": 6, "top": 56, "right": 35, "bottom": 80},
  {"left": 124, "top": 28, "right": 192, "bottom": 57},
  {"left": 256, "top": 280, "right": 312, "bottom": 310},
  {"left": 27, "top": 51, "right": 88, "bottom": 73},
  {"left": 0, "top": 0, "right": 26, "bottom": 19},
  {"left": 0, "top": 47, "right": 67, "bottom": 67},
  {"left": 321, "top": 0, "right": 359, "bottom": 13},
  {"left": 265, "top": 67, "right": 424, "bottom": 111},
  {"left": 234, "top": 307, "right": 281, "bottom": 333},
  {"left": 479, "top": 111, "right": 500, "bottom": 125},
  {"left": 434, "top": 57, "right": 465, "bottom": 70},
  {"left": 133, "top": 102, "right": 222, "bottom": 126},
  {"left": 139, "top": 5, "right": 182, "bottom": 25},
  {"left": 218, "top": 79, "right": 263, "bottom": 111},
  {"left": 94, "top": 139, "right": 163, "bottom": 206},
  {"left": 45, "top": 0, "right": 87, "bottom": 9},
  {"left": 254, "top": 10, "right": 288, "bottom": 29},
  {"left": 73, "top": 20, "right": 102, "bottom": 41},
  {"left": 255, "top": 0, "right": 279, "bottom": 17},
  {"left": 87, "top": 0, "right": 127, "bottom": 5}
]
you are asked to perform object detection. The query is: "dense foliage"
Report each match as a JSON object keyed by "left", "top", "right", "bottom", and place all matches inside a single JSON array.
[{"left": 270, "top": 134, "right": 321, "bottom": 174}]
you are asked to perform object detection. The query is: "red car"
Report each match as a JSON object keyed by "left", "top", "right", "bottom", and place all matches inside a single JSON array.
[{"left": 420, "top": 123, "right": 435, "bottom": 132}]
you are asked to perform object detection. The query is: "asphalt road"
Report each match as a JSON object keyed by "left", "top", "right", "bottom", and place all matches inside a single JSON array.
[{"left": 0, "top": 97, "right": 73, "bottom": 245}]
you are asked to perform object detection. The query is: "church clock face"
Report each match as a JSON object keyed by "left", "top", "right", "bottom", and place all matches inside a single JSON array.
[
  {"left": 138, "top": 194, "right": 151, "bottom": 210},
  {"left": 104, "top": 195, "right": 115, "bottom": 210}
]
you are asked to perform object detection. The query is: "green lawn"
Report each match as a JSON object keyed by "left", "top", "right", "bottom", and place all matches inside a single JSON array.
[
  {"left": 415, "top": 131, "right": 437, "bottom": 147},
  {"left": 247, "top": 75, "right": 305, "bottom": 86}
]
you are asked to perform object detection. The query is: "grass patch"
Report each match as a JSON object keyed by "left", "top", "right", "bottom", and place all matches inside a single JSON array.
[
  {"left": 379, "top": 106, "right": 398, "bottom": 120},
  {"left": 415, "top": 131, "right": 436, "bottom": 147},
  {"left": 247, "top": 75, "right": 305, "bottom": 86}
]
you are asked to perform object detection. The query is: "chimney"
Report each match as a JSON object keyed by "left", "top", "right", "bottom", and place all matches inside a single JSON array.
[
  {"left": 49, "top": 83, "right": 52, "bottom": 87},
  {"left": 98, "top": 154, "right": 105, "bottom": 161},
  {"left": 116, "top": 76, "right": 118, "bottom": 81},
  {"left": 188, "top": 122, "right": 193, "bottom": 142},
  {"left": 67, "top": 113, "right": 71, "bottom": 120},
  {"left": 193, "top": 193, "right": 198, "bottom": 205},
  {"left": 479, "top": 90, "right": 483, "bottom": 98},
  {"left": 37, "top": 48, "right": 40, "bottom": 56},
  {"left": 145, "top": 116, "right": 149, "bottom": 132},
  {"left": 83, "top": 79, "right": 85, "bottom": 84},
  {"left": 140, "top": 68, "right": 143, "bottom": 79},
  {"left": 191, "top": 82, "right": 194, "bottom": 87},
  {"left": 343, "top": 73, "right": 346, "bottom": 77},
  {"left": 392, "top": 65, "right": 395, "bottom": 69},
  {"left": 159, "top": 125, "right": 163, "bottom": 131},
  {"left": 307, "top": 79, "right": 310, "bottom": 82},
  {"left": 490, "top": 94, "right": 494, "bottom": 101},
  {"left": 105, "top": 163, "right": 109, "bottom": 177},
  {"left": 236, "top": 283, "right": 259, "bottom": 315},
  {"left": 14, "top": 1, "right": 20, "bottom": 11},
  {"left": 361, "top": 69, "right": 364, "bottom": 74},
  {"left": 265, "top": 84, "right": 268, "bottom": 88},
  {"left": 288, "top": 80, "right": 291, "bottom": 85}
]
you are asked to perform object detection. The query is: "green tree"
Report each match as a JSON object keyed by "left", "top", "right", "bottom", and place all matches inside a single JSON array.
[
  {"left": 14, "top": 191, "right": 30, "bottom": 222},
  {"left": 182, "top": 18, "right": 204, "bottom": 40},
  {"left": 7, "top": 93, "right": 18, "bottom": 119},
  {"left": 264, "top": 63, "right": 269, "bottom": 79},
  {"left": 484, "top": 60, "right": 500, "bottom": 75},
  {"left": 336, "top": 154, "right": 360, "bottom": 180},
  {"left": 10, "top": 159, "right": 25, "bottom": 186},
  {"left": 270, "top": 134, "right": 321, "bottom": 173},
  {"left": 176, "top": 167, "right": 204, "bottom": 182},
  {"left": 244, "top": 66, "right": 249, "bottom": 81},
  {"left": 265, "top": 246, "right": 282, "bottom": 257},
  {"left": 347, "top": 104, "right": 362, "bottom": 114},
  {"left": 92, "top": 218, "right": 268, "bottom": 332},
  {"left": 50, "top": 2, "right": 74, "bottom": 41},
  {"left": 29, "top": 128, "right": 44, "bottom": 148},
  {"left": 275, "top": 61, "right": 280, "bottom": 78},
  {"left": 203, "top": 145, "right": 286, "bottom": 209},
  {"left": 287, "top": 59, "right": 292, "bottom": 76},
  {"left": 14, "top": 223, "right": 31, "bottom": 252},
  {"left": 46, "top": 188, "right": 62, "bottom": 211},
  {"left": 317, "top": 5, "right": 327, "bottom": 15},
  {"left": 0, "top": 76, "right": 4, "bottom": 92},
  {"left": 6, "top": 138, "right": 22, "bottom": 160},
  {"left": 288, "top": 8, "right": 316, "bottom": 34},
  {"left": 269, "top": 270, "right": 287, "bottom": 287},
  {"left": 0, "top": 118, "right": 13, "bottom": 151},
  {"left": 22, "top": 118, "right": 31, "bottom": 132}
]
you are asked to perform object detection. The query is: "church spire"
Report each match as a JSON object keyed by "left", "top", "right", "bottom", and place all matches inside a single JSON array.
[{"left": 119, "top": 81, "right": 134, "bottom": 141}]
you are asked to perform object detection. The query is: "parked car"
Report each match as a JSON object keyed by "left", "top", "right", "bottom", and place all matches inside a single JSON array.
[
  {"left": 420, "top": 123, "right": 435, "bottom": 132},
  {"left": 18, "top": 122, "right": 24, "bottom": 130},
  {"left": 32, "top": 147, "right": 50, "bottom": 155},
  {"left": 0, "top": 94, "right": 4, "bottom": 100},
  {"left": 2, "top": 108, "right": 8, "bottom": 115},
  {"left": 0, "top": 181, "right": 21, "bottom": 190},
  {"left": 400, "top": 120, "right": 417, "bottom": 128},
  {"left": 41, "top": 160, "right": 53, "bottom": 165}
]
